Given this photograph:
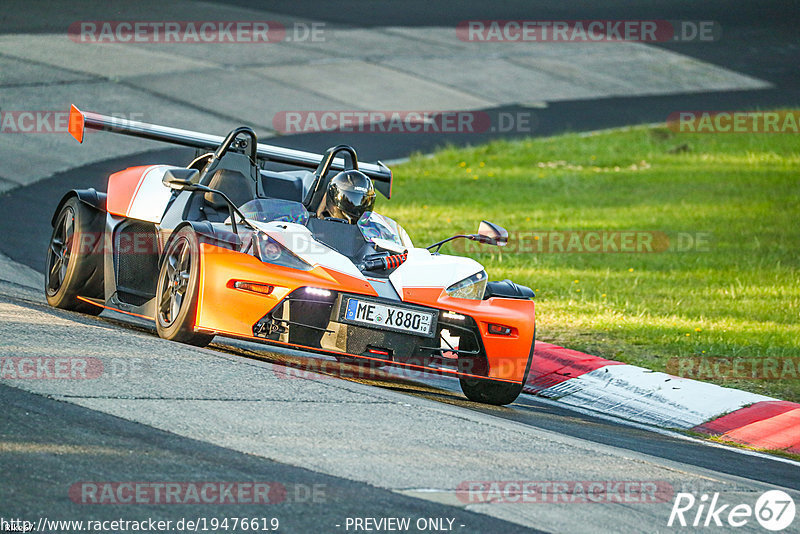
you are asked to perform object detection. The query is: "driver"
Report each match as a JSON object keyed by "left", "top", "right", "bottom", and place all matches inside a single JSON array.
[{"left": 317, "top": 169, "right": 376, "bottom": 223}]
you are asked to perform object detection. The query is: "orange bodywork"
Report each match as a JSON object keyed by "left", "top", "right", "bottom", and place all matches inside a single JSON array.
[
  {"left": 402, "top": 287, "right": 535, "bottom": 383},
  {"left": 68, "top": 105, "right": 85, "bottom": 143},
  {"left": 106, "top": 165, "right": 152, "bottom": 217},
  {"left": 194, "top": 243, "right": 535, "bottom": 384},
  {"left": 195, "top": 243, "right": 377, "bottom": 338}
]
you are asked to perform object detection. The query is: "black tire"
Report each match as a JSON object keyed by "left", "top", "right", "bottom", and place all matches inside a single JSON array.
[
  {"left": 459, "top": 330, "right": 535, "bottom": 406},
  {"left": 155, "top": 226, "right": 214, "bottom": 347},
  {"left": 45, "top": 197, "right": 105, "bottom": 314},
  {"left": 459, "top": 376, "right": 525, "bottom": 406}
]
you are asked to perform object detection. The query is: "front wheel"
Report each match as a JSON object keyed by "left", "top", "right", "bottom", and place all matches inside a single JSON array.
[
  {"left": 459, "top": 331, "right": 534, "bottom": 405},
  {"left": 459, "top": 376, "right": 524, "bottom": 406},
  {"left": 155, "top": 226, "right": 214, "bottom": 347}
]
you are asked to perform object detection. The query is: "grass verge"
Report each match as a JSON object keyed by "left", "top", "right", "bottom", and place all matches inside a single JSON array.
[{"left": 385, "top": 121, "right": 800, "bottom": 402}]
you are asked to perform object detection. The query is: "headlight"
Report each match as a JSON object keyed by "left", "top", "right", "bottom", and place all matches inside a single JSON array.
[
  {"left": 446, "top": 271, "right": 487, "bottom": 300},
  {"left": 253, "top": 232, "right": 312, "bottom": 271}
]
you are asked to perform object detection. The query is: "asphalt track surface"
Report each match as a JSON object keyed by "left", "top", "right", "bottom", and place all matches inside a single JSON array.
[
  {"left": 244, "top": 341, "right": 800, "bottom": 492},
  {"left": 0, "top": 275, "right": 798, "bottom": 532},
  {"left": 1, "top": 2, "right": 799, "bottom": 186},
  {"left": 0, "top": 151, "right": 798, "bottom": 493},
  {"left": 0, "top": 143, "right": 797, "bottom": 487},
  {"left": 232, "top": 0, "right": 800, "bottom": 133},
  {"left": 2, "top": 2, "right": 799, "bottom": 533},
  {"left": 1, "top": 381, "right": 542, "bottom": 533}
]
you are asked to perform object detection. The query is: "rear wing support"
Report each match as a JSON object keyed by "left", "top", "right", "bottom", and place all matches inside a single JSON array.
[{"left": 67, "top": 105, "right": 393, "bottom": 199}]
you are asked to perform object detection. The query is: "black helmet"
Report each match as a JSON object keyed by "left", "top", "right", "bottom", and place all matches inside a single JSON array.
[{"left": 321, "top": 170, "right": 375, "bottom": 223}]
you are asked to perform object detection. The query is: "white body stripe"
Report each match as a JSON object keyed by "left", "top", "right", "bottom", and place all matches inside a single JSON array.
[
  {"left": 252, "top": 221, "right": 364, "bottom": 278},
  {"left": 253, "top": 221, "right": 484, "bottom": 293},
  {"left": 389, "top": 248, "right": 483, "bottom": 294},
  {"left": 126, "top": 165, "right": 177, "bottom": 223}
]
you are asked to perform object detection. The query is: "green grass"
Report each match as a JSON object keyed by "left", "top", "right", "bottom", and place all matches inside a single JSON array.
[{"left": 383, "top": 122, "right": 800, "bottom": 401}]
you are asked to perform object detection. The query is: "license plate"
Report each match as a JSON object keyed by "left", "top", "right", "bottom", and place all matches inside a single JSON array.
[{"left": 342, "top": 298, "right": 435, "bottom": 337}]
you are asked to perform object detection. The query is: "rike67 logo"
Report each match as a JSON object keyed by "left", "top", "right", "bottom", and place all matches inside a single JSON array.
[{"left": 668, "top": 490, "right": 795, "bottom": 531}]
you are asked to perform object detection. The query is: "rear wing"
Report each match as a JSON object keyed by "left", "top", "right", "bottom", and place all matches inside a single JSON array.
[{"left": 67, "top": 105, "right": 393, "bottom": 199}]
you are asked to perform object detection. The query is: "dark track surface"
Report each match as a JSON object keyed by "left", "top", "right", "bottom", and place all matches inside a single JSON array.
[
  {"left": 0, "top": 2, "right": 797, "bottom": 176},
  {"left": 1, "top": 3, "right": 798, "bottom": 531},
  {"left": 2, "top": 2, "right": 798, "bottom": 270},
  {"left": 214, "top": 342, "right": 800, "bottom": 491},
  {"left": 0, "top": 383, "right": 543, "bottom": 533},
  {"left": 229, "top": 1, "right": 800, "bottom": 105},
  {"left": 396, "top": 375, "right": 800, "bottom": 490},
  {"left": 0, "top": 0, "right": 797, "bottom": 491}
]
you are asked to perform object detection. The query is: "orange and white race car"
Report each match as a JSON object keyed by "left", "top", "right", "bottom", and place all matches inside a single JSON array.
[{"left": 45, "top": 105, "right": 535, "bottom": 405}]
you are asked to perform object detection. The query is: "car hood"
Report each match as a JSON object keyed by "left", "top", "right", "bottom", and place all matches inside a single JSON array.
[{"left": 250, "top": 220, "right": 484, "bottom": 299}]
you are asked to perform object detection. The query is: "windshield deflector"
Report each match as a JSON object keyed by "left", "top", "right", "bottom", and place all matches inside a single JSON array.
[
  {"left": 237, "top": 198, "right": 309, "bottom": 225},
  {"left": 357, "top": 211, "right": 413, "bottom": 249}
]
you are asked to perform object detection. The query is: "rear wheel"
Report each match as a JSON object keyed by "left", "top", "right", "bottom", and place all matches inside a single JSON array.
[
  {"left": 155, "top": 226, "right": 214, "bottom": 347},
  {"left": 45, "top": 197, "right": 105, "bottom": 314}
]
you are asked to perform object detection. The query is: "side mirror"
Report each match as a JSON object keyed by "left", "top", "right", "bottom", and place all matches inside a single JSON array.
[
  {"left": 162, "top": 168, "right": 200, "bottom": 190},
  {"left": 426, "top": 220, "right": 509, "bottom": 253},
  {"left": 475, "top": 220, "right": 508, "bottom": 247}
]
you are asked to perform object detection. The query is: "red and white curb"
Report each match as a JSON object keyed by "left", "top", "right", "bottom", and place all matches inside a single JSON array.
[
  {"left": 525, "top": 342, "right": 800, "bottom": 453},
  {"left": 694, "top": 401, "right": 800, "bottom": 454}
]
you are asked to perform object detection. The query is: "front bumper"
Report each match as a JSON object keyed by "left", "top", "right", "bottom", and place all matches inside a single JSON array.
[{"left": 195, "top": 244, "right": 535, "bottom": 383}]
